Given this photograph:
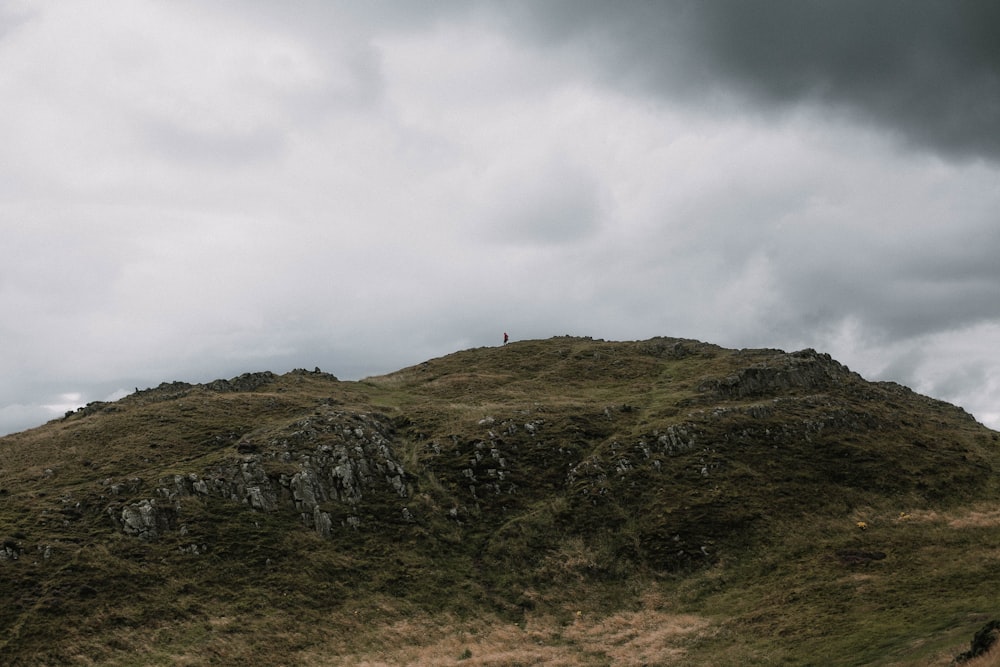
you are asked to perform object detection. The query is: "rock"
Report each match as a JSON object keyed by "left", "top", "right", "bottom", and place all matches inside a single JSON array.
[
  {"left": 110, "top": 499, "right": 177, "bottom": 540},
  {"left": 699, "top": 349, "right": 857, "bottom": 399},
  {"left": 313, "top": 507, "right": 333, "bottom": 538},
  {"left": 202, "top": 372, "right": 277, "bottom": 393},
  {"left": 638, "top": 337, "right": 695, "bottom": 359},
  {"left": 955, "top": 620, "right": 1000, "bottom": 663},
  {"left": 0, "top": 539, "right": 20, "bottom": 561},
  {"left": 657, "top": 425, "right": 697, "bottom": 455},
  {"left": 109, "top": 409, "right": 409, "bottom": 541}
]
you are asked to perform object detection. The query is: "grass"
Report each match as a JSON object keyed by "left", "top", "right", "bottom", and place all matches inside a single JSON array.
[
  {"left": 0, "top": 337, "right": 998, "bottom": 665},
  {"left": 296, "top": 590, "right": 712, "bottom": 666},
  {"left": 669, "top": 503, "right": 1000, "bottom": 665}
]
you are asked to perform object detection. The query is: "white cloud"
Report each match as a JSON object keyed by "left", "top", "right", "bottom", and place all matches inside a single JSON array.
[{"left": 1, "top": 1, "right": 998, "bottom": 436}]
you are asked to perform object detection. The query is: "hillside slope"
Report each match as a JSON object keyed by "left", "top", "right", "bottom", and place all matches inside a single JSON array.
[{"left": 0, "top": 336, "right": 998, "bottom": 665}]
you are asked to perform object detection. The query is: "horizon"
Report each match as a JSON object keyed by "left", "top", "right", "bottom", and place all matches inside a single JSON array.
[{"left": 3, "top": 334, "right": 994, "bottom": 437}]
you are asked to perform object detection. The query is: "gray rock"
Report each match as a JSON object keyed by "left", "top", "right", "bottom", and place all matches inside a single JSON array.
[
  {"left": 109, "top": 408, "right": 409, "bottom": 541},
  {"left": 111, "top": 499, "right": 177, "bottom": 540},
  {"left": 0, "top": 540, "right": 20, "bottom": 561}
]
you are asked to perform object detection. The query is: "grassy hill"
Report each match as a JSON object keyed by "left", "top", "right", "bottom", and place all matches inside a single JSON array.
[{"left": 1, "top": 336, "right": 998, "bottom": 665}]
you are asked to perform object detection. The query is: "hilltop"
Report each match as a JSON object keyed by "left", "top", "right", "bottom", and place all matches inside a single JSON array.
[{"left": 0, "top": 336, "right": 998, "bottom": 665}]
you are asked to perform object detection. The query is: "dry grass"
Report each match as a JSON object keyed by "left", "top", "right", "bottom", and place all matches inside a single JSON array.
[
  {"left": 965, "top": 644, "right": 1000, "bottom": 667},
  {"left": 947, "top": 509, "right": 1000, "bottom": 530},
  {"left": 299, "top": 601, "right": 711, "bottom": 667},
  {"left": 898, "top": 505, "right": 1000, "bottom": 529}
]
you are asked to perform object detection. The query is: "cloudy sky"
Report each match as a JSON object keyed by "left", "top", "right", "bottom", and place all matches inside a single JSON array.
[{"left": 2, "top": 0, "right": 999, "bottom": 435}]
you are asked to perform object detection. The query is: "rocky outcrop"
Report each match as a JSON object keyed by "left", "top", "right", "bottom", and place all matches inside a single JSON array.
[
  {"left": 566, "top": 422, "right": 704, "bottom": 494},
  {"left": 202, "top": 371, "right": 278, "bottom": 393},
  {"left": 637, "top": 337, "right": 704, "bottom": 359},
  {"left": 107, "top": 499, "right": 178, "bottom": 540},
  {"left": 128, "top": 369, "right": 324, "bottom": 404},
  {"left": 699, "top": 349, "right": 858, "bottom": 399},
  {"left": 107, "top": 408, "right": 408, "bottom": 540}
]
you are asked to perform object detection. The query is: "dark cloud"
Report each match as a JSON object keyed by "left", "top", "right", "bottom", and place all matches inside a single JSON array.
[
  {"left": 498, "top": 0, "right": 1000, "bottom": 163},
  {"left": 2, "top": 0, "right": 999, "bottom": 437},
  {"left": 696, "top": 1, "right": 1000, "bottom": 161}
]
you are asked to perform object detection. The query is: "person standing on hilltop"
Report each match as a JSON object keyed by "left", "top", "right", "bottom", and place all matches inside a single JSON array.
[{"left": 503, "top": 332, "right": 509, "bottom": 345}]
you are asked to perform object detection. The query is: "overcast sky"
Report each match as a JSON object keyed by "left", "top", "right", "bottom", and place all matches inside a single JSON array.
[{"left": 2, "top": 0, "right": 999, "bottom": 435}]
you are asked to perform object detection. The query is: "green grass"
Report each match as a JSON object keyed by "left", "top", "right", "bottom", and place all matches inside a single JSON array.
[
  {"left": 0, "top": 337, "right": 997, "bottom": 665},
  {"left": 676, "top": 507, "right": 1000, "bottom": 665}
]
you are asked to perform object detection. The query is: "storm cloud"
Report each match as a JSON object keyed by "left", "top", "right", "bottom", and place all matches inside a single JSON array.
[
  {"left": 1, "top": 1, "right": 998, "bottom": 435},
  {"left": 499, "top": 0, "right": 1000, "bottom": 162}
]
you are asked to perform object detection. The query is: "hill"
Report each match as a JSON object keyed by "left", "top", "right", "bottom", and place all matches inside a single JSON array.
[{"left": 1, "top": 336, "right": 998, "bottom": 665}]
